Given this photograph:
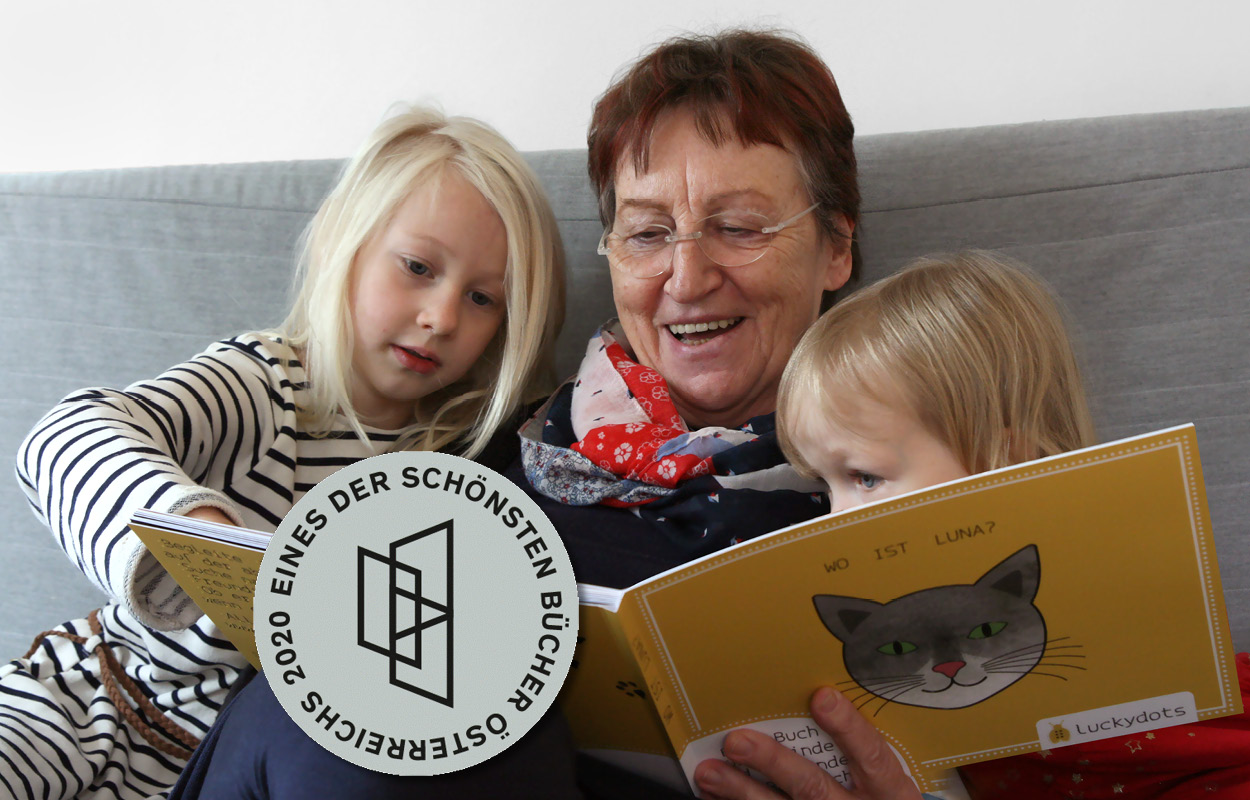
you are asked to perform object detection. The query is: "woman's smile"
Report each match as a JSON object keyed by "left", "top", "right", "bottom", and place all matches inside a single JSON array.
[
  {"left": 664, "top": 316, "right": 743, "bottom": 345},
  {"left": 610, "top": 108, "right": 852, "bottom": 429}
]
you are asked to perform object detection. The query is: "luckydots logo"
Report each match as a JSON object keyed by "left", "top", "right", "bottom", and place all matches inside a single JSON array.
[{"left": 255, "top": 452, "right": 579, "bottom": 775}]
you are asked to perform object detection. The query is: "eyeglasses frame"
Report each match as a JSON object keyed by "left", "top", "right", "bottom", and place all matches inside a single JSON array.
[{"left": 596, "top": 202, "right": 822, "bottom": 277}]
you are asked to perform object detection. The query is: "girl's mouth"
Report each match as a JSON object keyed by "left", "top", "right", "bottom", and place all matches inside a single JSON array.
[
  {"left": 392, "top": 345, "right": 439, "bottom": 374},
  {"left": 666, "top": 317, "right": 743, "bottom": 346}
]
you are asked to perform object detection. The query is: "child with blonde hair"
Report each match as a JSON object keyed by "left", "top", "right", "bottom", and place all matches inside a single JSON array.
[
  {"left": 777, "top": 250, "right": 1094, "bottom": 509},
  {"left": 7, "top": 106, "right": 565, "bottom": 800}
]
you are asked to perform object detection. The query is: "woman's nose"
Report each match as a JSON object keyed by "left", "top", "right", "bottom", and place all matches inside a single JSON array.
[{"left": 663, "top": 238, "right": 724, "bottom": 303}]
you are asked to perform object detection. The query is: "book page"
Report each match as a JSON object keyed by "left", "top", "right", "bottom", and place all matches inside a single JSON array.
[
  {"left": 621, "top": 426, "right": 1238, "bottom": 792},
  {"left": 130, "top": 515, "right": 266, "bottom": 668}
]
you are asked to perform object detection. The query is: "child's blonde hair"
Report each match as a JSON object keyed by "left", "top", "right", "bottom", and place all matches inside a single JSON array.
[
  {"left": 273, "top": 106, "right": 565, "bottom": 458},
  {"left": 778, "top": 251, "right": 1095, "bottom": 476}
]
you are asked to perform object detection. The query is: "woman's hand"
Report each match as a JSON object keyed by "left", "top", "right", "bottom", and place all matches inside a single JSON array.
[{"left": 692, "top": 687, "right": 922, "bottom": 800}]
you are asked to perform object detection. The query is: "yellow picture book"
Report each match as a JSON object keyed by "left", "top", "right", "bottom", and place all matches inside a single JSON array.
[
  {"left": 129, "top": 510, "right": 268, "bottom": 668},
  {"left": 558, "top": 424, "right": 1241, "bottom": 796}
]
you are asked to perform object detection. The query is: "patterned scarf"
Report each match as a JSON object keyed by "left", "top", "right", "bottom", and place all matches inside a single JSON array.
[{"left": 520, "top": 323, "right": 828, "bottom": 553}]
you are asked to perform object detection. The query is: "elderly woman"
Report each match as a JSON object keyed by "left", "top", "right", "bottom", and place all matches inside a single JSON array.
[
  {"left": 515, "top": 27, "right": 854, "bottom": 581},
  {"left": 514, "top": 29, "right": 920, "bottom": 800},
  {"left": 169, "top": 28, "right": 920, "bottom": 800}
]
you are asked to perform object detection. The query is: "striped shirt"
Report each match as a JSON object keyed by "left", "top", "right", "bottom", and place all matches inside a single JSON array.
[{"left": 7, "top": 333, "right": 425, "bottom": 799}]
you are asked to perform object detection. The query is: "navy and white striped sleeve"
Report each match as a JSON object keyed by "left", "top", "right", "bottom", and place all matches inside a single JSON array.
[{"left": 15, "top": 337, "right": 287, "bottom": 630}]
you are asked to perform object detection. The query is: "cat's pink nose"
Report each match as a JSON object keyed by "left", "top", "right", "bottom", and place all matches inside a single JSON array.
[{"left": 932, "top": 661, "right": 965, "bottom": 679}]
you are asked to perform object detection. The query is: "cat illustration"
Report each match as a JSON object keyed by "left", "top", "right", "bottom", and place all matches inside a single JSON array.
[{"left": 813, "top": 545, "right": 1072, "bottom": 711}]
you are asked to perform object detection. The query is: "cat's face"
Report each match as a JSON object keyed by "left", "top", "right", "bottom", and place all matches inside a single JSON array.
[{"left": 814, "top": 545, "right": 1046, "bottom": 710}]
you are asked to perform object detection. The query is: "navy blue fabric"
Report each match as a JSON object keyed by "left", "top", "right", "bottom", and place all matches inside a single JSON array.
[{"left": 169, "top": 670, "right": 583, "bottom": 800}]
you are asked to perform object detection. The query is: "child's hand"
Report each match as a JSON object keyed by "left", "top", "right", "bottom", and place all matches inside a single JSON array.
[{"left": 184, "top": 507, "right": 237, "bottom": 527}]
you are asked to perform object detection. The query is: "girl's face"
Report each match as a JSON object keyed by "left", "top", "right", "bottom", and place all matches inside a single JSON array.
[
  {"left": 789, "top": 388, "right": 970, "bottom": 514},
  {"left": 347, "top": 169, "right": 508, "bottom": 429}
]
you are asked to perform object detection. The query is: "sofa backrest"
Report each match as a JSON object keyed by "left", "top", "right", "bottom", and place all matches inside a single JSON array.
[{"left": 1, "top": 107, "right": 1247, "bottom": 659}]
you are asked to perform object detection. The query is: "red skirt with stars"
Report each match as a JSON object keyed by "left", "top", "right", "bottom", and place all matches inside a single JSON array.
[{"left": 958, "top": 653, "right": 1250, "bottom": 798}]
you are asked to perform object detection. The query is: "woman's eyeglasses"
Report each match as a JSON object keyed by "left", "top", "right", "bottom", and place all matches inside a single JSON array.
[{"left": 597, "top": 203, "right": 820, "bottom": 278}]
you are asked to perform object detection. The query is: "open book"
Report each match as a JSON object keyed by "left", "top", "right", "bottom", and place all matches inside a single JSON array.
[
  {"left": 129, "top": 510, "right": 269, "bottom": 668},
  {"left": 557, "top": 425, "right": 1242, "bottom": 795}
]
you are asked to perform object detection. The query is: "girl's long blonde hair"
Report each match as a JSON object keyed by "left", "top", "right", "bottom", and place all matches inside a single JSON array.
[
  {"left": 779, "top": 251, "right": 1095, "bottom": 476},
  {"left": 273, "top": 106, "right": 564, "bottom": 457}
]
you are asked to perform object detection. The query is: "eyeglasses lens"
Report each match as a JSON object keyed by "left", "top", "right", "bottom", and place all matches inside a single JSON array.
[{"left": 606, "top": 211, "right": 774, "bottom": 277}]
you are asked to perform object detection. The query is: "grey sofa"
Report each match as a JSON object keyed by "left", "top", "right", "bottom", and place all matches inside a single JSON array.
[{"left": 2, "top": 107, "right": 1247, "bottom": 664}]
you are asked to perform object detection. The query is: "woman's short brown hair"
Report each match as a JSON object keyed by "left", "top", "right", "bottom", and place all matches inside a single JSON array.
[{"left": 587, "top": 29, "right": 858, "bottom": 249}]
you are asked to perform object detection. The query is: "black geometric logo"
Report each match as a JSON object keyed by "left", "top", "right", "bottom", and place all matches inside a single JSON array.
[{"left": 357, "top": 519, "right": 454, "bottom": 706}]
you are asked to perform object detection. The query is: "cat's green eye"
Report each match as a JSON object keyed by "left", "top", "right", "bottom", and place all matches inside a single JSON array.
[
  {"left": 968, "top": 621, "right": 1008, "bottom": 639},
  {"left": 876, "top": 641, "right": 917, "bottom": 655}
]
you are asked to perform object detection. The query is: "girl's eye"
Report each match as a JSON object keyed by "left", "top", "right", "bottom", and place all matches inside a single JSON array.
[
  {"left": 403, "top": 257, "right": 431, "bottom": 277},
  {"left": 469, "top": 291, "right": 495, "bottom": 308},
  {"left": 852, "top": 471, "right": 883, "bottom": 489}
]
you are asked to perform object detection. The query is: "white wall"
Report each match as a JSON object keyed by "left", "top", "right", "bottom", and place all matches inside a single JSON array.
[{"left": 2, "top": 0, "right": 1247, "bottom": 173}]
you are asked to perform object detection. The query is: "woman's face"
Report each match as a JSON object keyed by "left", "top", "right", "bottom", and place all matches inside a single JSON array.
[{"left": 609, "top": 109, "right": 853, "bottom": 429}]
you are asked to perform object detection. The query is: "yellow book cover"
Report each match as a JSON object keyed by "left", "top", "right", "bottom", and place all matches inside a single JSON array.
[
  {"left": 129, "top": 510, "right": 268, "bottom": 668},
  {"left": 558, "top": 597, "right": 690, "bottom": 791},
  {"left": 560, "top": 425, "right": 1240, "bottom": 796}
]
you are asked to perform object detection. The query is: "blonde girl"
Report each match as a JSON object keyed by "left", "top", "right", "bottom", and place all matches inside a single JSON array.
[{"left": 8, "top": 106, "right": 564, "bottom": 800}]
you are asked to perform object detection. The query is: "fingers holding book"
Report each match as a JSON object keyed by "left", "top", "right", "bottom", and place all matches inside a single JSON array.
[{"left": 693, "top": 687, "right": 923, "bottom": 800}]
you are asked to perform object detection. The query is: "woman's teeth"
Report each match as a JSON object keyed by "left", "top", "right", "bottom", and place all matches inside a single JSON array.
[{"left": 667, "top": 317, "right": 742, "bottom": 344}]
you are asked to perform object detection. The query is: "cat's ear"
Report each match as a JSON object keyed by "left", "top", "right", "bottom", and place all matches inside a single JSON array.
[
  {"left": 813, "top": 595, "right": 884, "bottom": 642},
  {"left": 976, "top": 545, "right": 1041, "bottom": 601}
]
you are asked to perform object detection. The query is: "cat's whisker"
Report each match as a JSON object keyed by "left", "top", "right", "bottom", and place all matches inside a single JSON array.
[
  {"left": 985, "top": 659, "right": 1044, "bottom": 672},
  {"left": 851, "top": 690, "right": 896, "bottom": 712},
  {"left": 989, "top": 662, "right": 1087, "bottom": 678},
  {"left": 855, "top": 672, "right": 931, "bottom": 684},
  {"left": 1015, "top": 669, "right": 1075, "bottom": 681},
  {"left": 850, "top": 682, "right": 924, "bottom": 704},
  {"left": 1004, "top": 641, "right": 1048, "bottom": 654},
  {"left": 850, "top": 675, "right": 930, "bottom": 695},
  {"left": 983, "top": 639, "right": 1085, "bottom": 670},
  {"left": 986, "top": 651, "right": 1049, "bottom": 665},
  {"left": 851, "top": 678, "right": 923, "bottom": 712},
  {"left": 854, "top": 691, "right": 886, "bottom": 712},
  {"left": 870, "top": 683, "right": 921, "bottom": 718},
  {"left": 1032, "top": 660, "right": 1088, "bottom": 670},
  {"left": 988, "top": 656, "right": 1087, "bottom": 672},
  {"left": 983, "top": 647, "right": 1047, "bottom": 668}
]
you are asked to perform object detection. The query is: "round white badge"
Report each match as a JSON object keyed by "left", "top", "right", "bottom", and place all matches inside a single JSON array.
[{"left": 254, "top": 451, "right": 579, "bottom": 775}]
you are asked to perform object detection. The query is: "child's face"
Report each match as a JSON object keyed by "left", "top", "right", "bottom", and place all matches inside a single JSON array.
[
  {"left": 348, "top": 169, "right": 508, "bottom": 429},
  {"left": 790, "top": 389, "right": 970, "bottom": 514}
]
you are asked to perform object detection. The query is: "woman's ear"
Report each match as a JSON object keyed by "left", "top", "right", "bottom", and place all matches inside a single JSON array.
[{"left": 822, "top": 214, "right": 855, "bottom": 293}]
